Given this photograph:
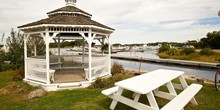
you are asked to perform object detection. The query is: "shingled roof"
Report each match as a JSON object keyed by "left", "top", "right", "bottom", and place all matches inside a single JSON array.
[
  {"left": 18, "top": 3, "right": 114, "bottom": 31},
  {"left": 47, "top": 6, "right": 92, "bottom": 16},
  {"left": 18, "top": 15, "right": 114, "bottom": 30}
]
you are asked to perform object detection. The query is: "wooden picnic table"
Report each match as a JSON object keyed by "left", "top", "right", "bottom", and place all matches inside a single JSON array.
[{"left": 102, "top": 69, "right": 202, "bottom": 110}]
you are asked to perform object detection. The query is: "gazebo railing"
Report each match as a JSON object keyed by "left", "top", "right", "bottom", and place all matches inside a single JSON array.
[
  {"left": 26, "top": 58, "right": 48, "bottom": 83},
  {"left": 85, "top": 56, "right": 109, "bottom": 80}
]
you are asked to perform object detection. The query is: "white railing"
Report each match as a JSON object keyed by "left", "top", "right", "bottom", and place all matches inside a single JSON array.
[
  {"left": 85, "top": 57, "right": 109, "bottom": 80},
  {"left": 26, "top": 58, "right": 48, "bottom": 83}
]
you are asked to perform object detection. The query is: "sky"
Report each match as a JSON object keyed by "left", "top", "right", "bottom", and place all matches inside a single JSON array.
[{"left": 1, "top": 0, "right": 220, "bottom": 45}]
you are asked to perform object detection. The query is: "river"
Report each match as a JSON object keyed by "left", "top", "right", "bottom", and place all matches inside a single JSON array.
[{"left": 113, "top": 51, "right": 216, "bottom": 81}]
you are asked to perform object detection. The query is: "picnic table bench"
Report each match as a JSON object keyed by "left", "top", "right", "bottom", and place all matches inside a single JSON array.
[{"left": 102, "top": 69, "right": 202, "bottom": 110}]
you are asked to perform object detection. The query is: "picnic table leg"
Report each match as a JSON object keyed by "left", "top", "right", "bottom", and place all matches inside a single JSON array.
[
  {"left": 179, "top": 75, "right": 198, "bottom": 105},
  {"left": 110, "top": 87, "right": 124, "bottom": 110},
  {"left": 166, "top": 81, "right": 177, "bottom": 96},
  {"left": 146, "top": 91, "right": 159, "bottom": 110},
  {"left": 133, "top": 93, "right": 141, "bottom": 102}
]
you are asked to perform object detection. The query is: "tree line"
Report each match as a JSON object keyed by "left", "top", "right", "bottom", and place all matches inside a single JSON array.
[{"left": 151, "top": 31, "right": 220, "bottom": 49}]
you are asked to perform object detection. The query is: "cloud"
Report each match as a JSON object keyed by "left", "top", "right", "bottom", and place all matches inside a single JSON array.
[{"left": 0, "top": 0, "right": 220, "bottom": 44}]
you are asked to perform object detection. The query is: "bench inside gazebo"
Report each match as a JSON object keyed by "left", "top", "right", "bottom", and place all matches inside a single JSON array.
[{"left": 18, "top": 0, "right": 114, "bottom": 91}]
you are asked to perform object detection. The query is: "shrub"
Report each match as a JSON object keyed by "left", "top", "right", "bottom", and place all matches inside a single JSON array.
[
  {"left": 89, "top": 78, "right": 106, "bottom": 89},
  {"left": 157, "top": 52, "right": 170, "bottom": 59},
  {"left": 214, "top": 54, "right": 220, "bottom": 62},
  {"left": 158, "top": 44, "right": 171, "bottom": 53},
  {"left": 0, "top": 50, "right": 6, "bottom": 63},
  {"left": 12, "top": 66, "right": 24, "bottom": 81},
  {"left": 111, "top": 62, "right": 125, "bottom": 75},
  {"left": 180, "top": 48, "right": 196, "bottom": 55},
  {"left": 108, "top": 74, "right": 133, "bottom": 83},
  {"left": 0, "top": 64, "right": 18, "bottom": 72},
  {"left": 167, "top": 48, "right": 179, "bottom": 56},
  {"left": 199, "top": 48, "right": 214, "bottom": 56},
  {"left": 89, "top": 73, "right": 134, "bottom": 89}
]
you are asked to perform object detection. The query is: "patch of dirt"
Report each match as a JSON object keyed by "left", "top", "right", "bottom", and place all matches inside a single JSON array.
[
  {"left": 0, "top": 88, "right": 9, "bottom": 94},
  {"left": 0, "top": 82, "right": 25, "bottom": 94}
]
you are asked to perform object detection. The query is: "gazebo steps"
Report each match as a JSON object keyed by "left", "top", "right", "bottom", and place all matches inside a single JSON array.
[
  {"left": 56, "top": 81, "right": 92, "bottom": 90},
  {"left": 58, "top": 82, "right": 82, "bottom": 88}
]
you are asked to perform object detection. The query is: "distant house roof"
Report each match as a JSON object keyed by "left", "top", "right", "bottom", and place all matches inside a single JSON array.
[{"left": 47, "top": 6, "right": 92, "bottom": 17}]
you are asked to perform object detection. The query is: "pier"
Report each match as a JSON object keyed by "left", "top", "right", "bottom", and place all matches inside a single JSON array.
[{"left": 111, "top": 55, "right": 220, "bottom": 69}]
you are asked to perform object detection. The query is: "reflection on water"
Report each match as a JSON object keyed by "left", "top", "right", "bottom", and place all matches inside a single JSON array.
[{"left": 112, "top": 59, "right": 216, "bottom": 81}]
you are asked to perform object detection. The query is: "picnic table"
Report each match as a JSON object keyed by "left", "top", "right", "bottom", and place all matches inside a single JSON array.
[{"left": 102, "top": 69, "right": 202, "bottom": 110}]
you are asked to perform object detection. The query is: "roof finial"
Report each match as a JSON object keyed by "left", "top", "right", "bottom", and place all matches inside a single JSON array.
[{"left": 65, "top": 0, "right": 77, "bottom": 6}]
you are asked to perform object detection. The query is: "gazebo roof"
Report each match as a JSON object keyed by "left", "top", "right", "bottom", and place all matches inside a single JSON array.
[
  {"left": 18, "top": 1, "right": 114, "bottom": 31},
  {"left": 18, "top": 16, "right": 114, "bottom": 30},
  {"left": 47, "top": 6, "right": 92, "bottom": 17}
]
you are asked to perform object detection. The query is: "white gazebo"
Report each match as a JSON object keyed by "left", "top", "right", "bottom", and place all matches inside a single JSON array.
[{"left": 18, "top": 0, "right": 114, "bottom": 91}]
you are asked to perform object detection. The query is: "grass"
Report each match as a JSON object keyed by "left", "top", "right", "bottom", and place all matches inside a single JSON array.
[
  {"left": 0, "top": 71, "right": 220, "bottom": 110},
  {"left": 158, "top": 52, "right": 220, "bottom": 63}
]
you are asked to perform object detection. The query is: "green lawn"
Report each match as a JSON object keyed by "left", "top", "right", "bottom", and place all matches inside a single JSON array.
[{"left": 0, "top": 71, "right": 220, "bottom": 110}]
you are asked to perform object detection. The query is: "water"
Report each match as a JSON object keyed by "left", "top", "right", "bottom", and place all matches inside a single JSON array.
[
  {"left": 114, "top": 50, "right": 160, "bottom": 59},
  {"left": 112, "top": 59, "right": 216, "bottom": 81},
  {"left": 50, "top": 48, "right": 80, "bottom": 55},
  {"left": 112, "top": 51, "right": 216, "bottom": 81},
  {"left": 50, "top": 48, "right": 216, "bottom": 81}
]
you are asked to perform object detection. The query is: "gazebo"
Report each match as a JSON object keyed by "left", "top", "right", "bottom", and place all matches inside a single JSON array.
[{"left": 18, "top": 0, "right": 114, "bottom": 91}]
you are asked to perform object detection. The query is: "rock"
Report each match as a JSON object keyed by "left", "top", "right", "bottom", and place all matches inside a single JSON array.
[
  {"left": 28, "top": 89, "right": 46, "bottom": 99},
  {"left": 197, "top": 78, "right": 205, "bottom": 83}
]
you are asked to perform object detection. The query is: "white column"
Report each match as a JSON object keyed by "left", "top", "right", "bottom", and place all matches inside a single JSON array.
[
  {"left": 88, "top": 29, "right": 92, "bottom": 82},
  {"left": 102, "top": 37, "right": 105, "bottom": 55},
  {"left": 58, "top": 36, "right": 61, "bottom": 63},
  {"left": 34, "top": 43, "right": 37, "bottom": 56},
  {"left": 45, "top": 29, "right": 50, "bottom": 84},
  {"left": 24, "top": 34, "right": 29, "bottom": 80},
  {"left": 82, "top": 39, "right": 85, "bottom": 64},
  {"left": 107, "top": 36, "right": 111, "bottom": 75}
]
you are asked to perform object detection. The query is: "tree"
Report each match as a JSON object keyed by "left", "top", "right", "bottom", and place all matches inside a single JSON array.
[
  {"left": 5, "top": 29, "right": 24, "bottom": 66},
  {"left": 180, "top": 48, "right": 196, "bottom": 55},
  {"left": 186, "top": 40, "right": 200, "bottom": 48},
  {"left": 28, "top": 36, "right": 45, "bottom": 56},
  {"left": 101, "top": 43, "right": 109, "bottom": 53},
  {"left": 113, "top": 43, "right": 122, "bottom": 47},
  {"left": 198, "top": 31, "right": 220, "bottom": 49},
  {"left": 92, "top": 42, "right": 96, "bottom": 47},
  {"left": 158, "top": 43, "right": 170, "bottom": 53}
]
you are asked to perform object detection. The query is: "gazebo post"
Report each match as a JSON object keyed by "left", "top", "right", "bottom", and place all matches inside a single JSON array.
[
  {"left": 45, "top": 29, "right": 51, "bottom": 84},
  {"left": 24, "top": 34, "right": 29, "bottom": 80},
  {"left": 88, "top": 29, "right": 92, "bottom": 82},
  {"left": 34, "top": 43, "right": 37, "bottom": 56},
  {"left": 43, "top": 30, "right": 59, "bottom": 84},
  {"left": 82, "top": 38, "right": 85, "bottom": 65},
  {"left": 101, "top": 37, "right": 105, "bottom": 55},
  {"left": 107, "top": 36, "right": 111, "bottom": 75},
  {"left": 58, "top": 35, "right": 61, "bottom": 69}
]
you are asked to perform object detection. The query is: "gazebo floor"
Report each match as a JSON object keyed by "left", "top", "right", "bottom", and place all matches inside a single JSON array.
[{"left": 53, "top": 69, "right": 87, "bottom": 83}]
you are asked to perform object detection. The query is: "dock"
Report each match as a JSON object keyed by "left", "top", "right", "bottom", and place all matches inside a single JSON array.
[{"left": 111, "top": 55, "right": 220, "bottom": 69}]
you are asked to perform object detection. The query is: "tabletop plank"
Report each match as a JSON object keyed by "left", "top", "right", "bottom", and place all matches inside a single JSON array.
[{"left": 115, "top": 69, "right": 184, "bottom": 94}]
